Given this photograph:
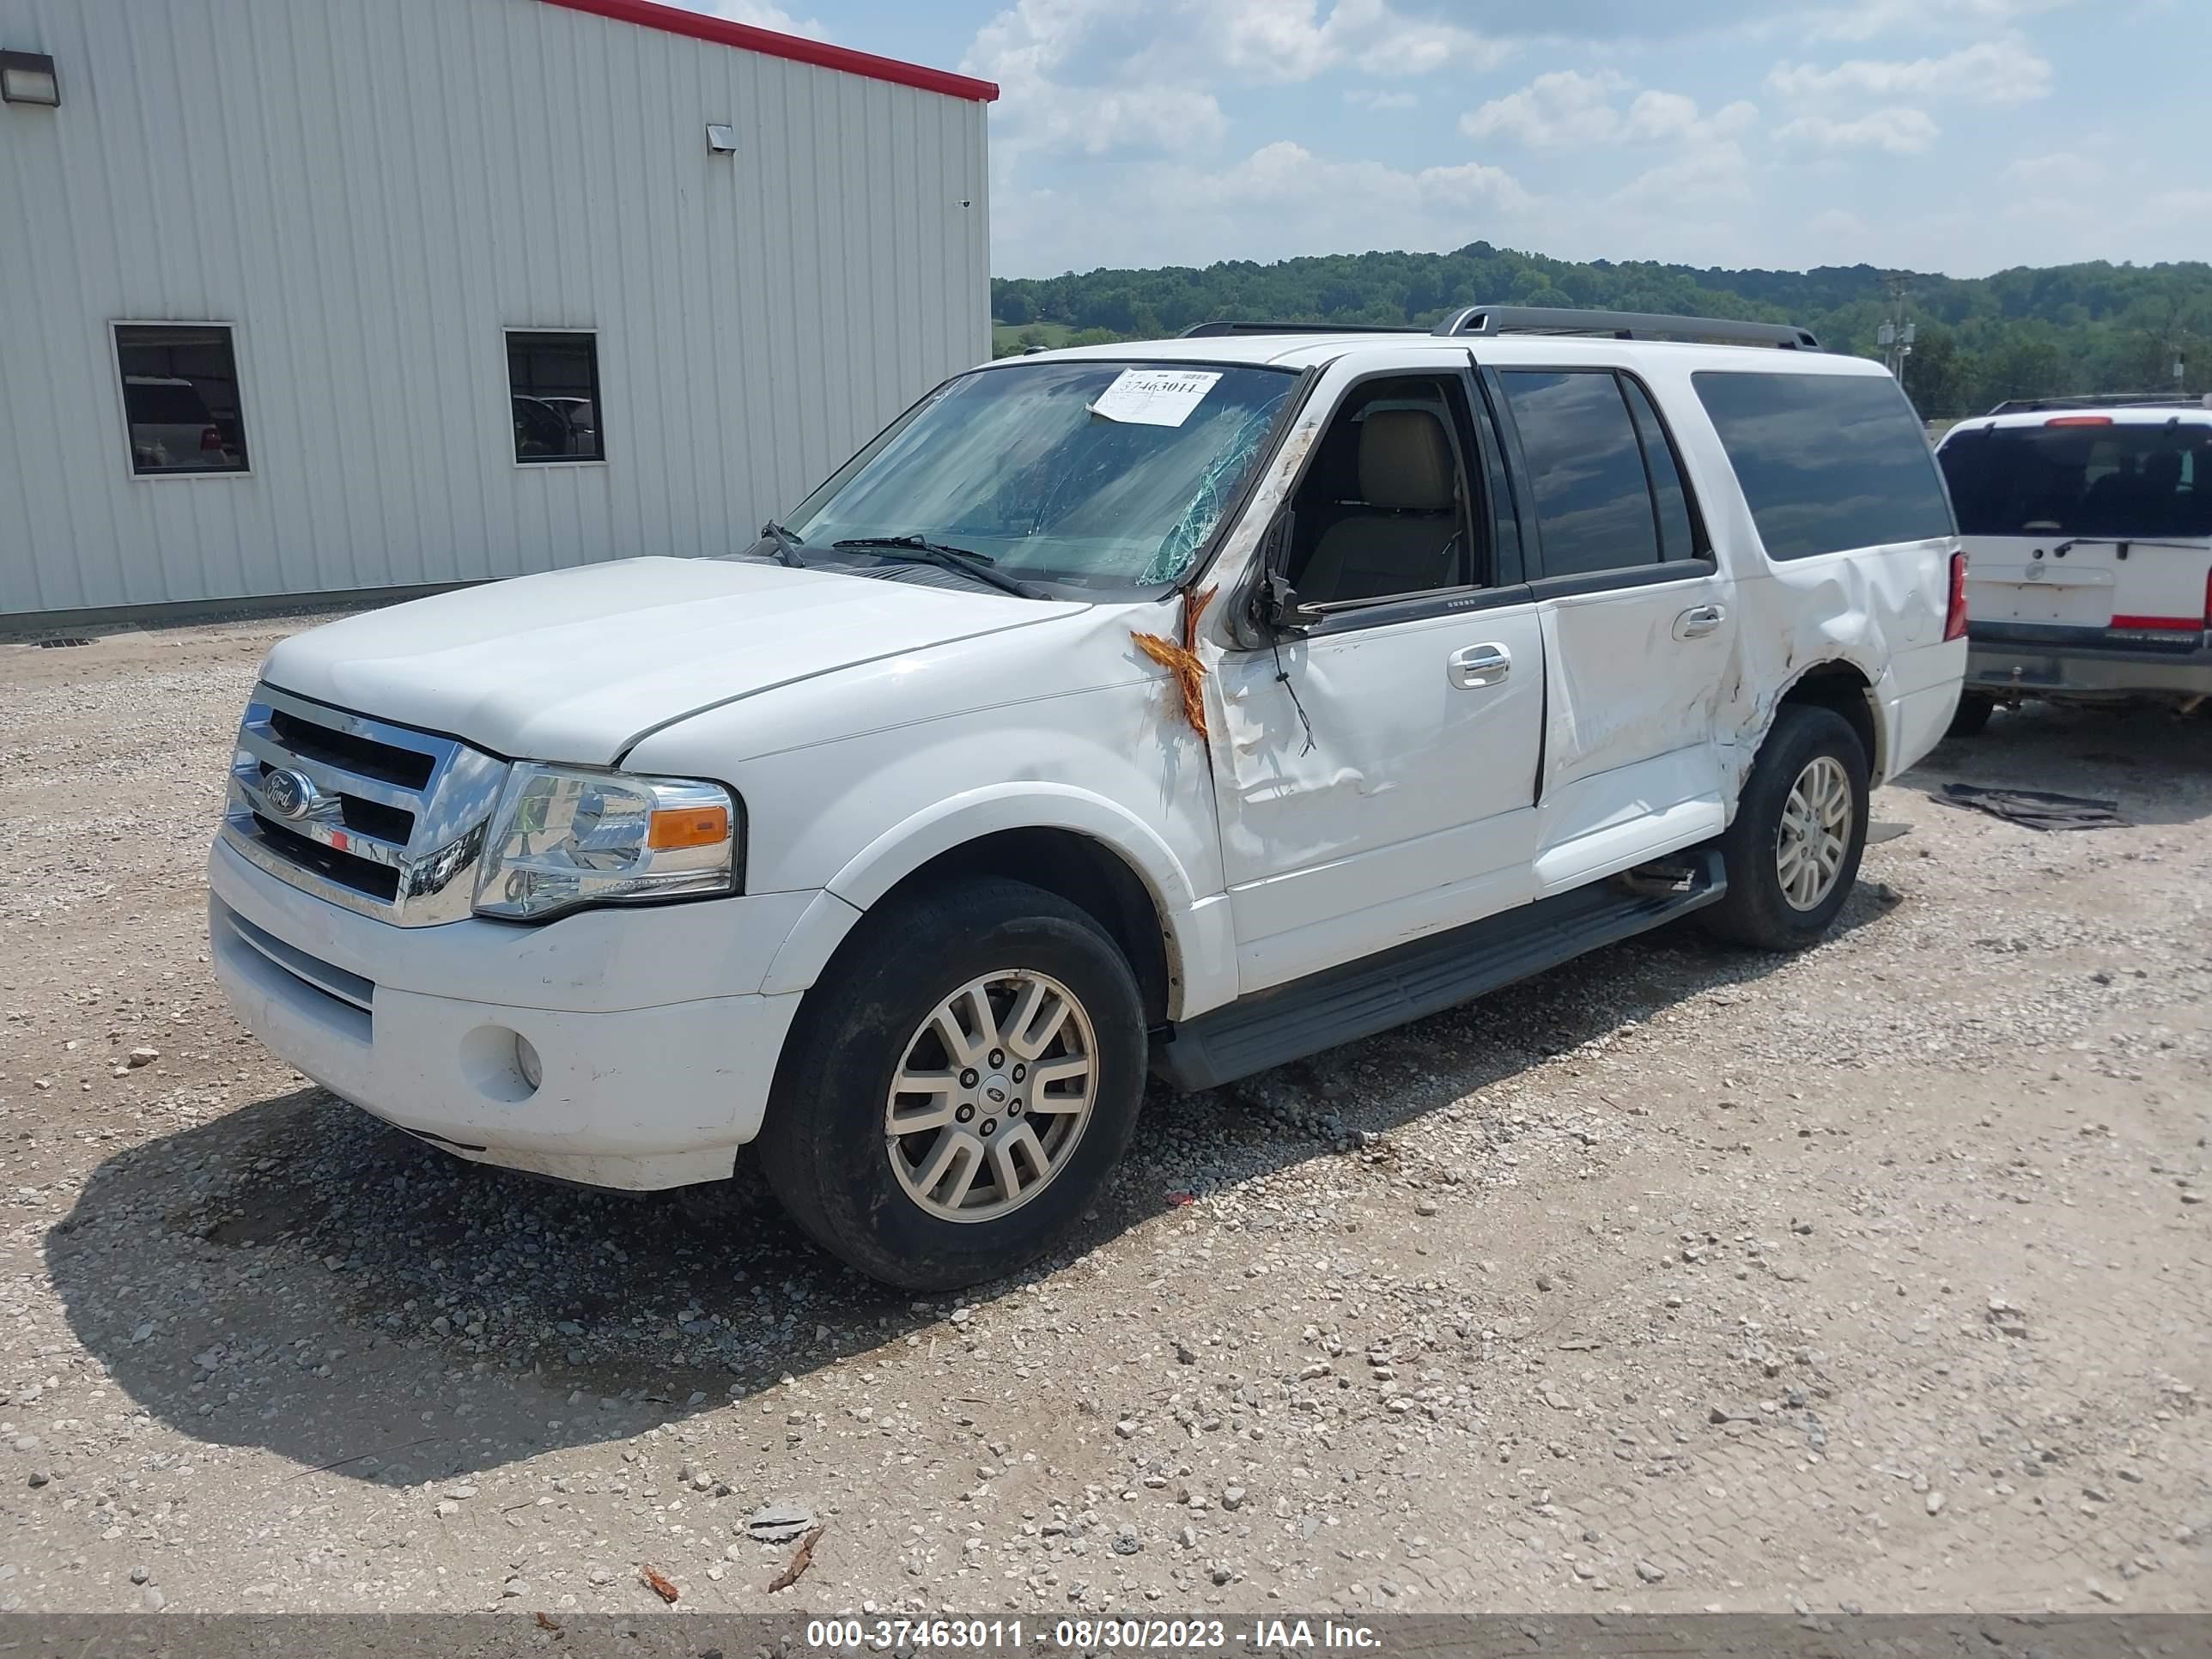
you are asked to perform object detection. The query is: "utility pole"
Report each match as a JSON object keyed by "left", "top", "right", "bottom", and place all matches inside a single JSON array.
[{"left": 1876, "top": 274, "right": 1915, "bottom": 379}]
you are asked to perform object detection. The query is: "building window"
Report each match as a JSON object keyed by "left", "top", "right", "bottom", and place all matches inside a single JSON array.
[
  {"left": 507, "top": 331, "right": 603, "bottom": 463},
  {"left": 113, "top": 324, "right": 249, "bottom": 476}
]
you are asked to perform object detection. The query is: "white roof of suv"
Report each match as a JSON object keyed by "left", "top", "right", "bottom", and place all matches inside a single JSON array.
[
  {"left": 1948, "top": 399, "right": 2212, "bottom": 437},
  {"left": 1023, "top": 333, "right": 1899, "bottom": 379},
  {"left": 1000, "top": 306, "right": 1891, "bottom": 380}
]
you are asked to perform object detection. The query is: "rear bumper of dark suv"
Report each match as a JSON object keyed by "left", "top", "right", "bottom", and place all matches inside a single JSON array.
[{"left": 1966, "top": 621, "right": 2212, "bottom": 700}]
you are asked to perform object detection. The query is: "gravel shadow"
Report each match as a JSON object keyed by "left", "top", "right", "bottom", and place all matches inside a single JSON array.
[
  {"left": 45, "top": 890, "right": 1868, "bottom": 1486},
  {"left": 1899, "top": 702, "right": 2212, "bottom": 829}
]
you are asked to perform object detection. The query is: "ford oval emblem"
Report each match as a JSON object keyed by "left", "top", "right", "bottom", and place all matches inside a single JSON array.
[{"left": 263, "top": 768, "right": 318, "bottom": 820}]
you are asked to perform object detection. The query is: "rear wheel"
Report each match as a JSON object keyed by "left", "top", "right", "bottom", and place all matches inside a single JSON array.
[
  {"left": 1946, "top": 694, "right": 1996, "bottom": 738},
  {"left": 757, "top": 876, "right": 1146, "bottom": 1290},
  {"left": 1701, "top": 705, "right": 1870, "bottom": 951}
]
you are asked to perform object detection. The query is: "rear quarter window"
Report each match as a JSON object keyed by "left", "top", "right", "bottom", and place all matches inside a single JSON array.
[{"left": 1693, "top": 371, "right": 1954, "bottom": 561}]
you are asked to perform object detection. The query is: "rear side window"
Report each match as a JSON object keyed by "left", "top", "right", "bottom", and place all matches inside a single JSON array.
[
  {"left": 1694, "top": 371, "right": 1954, "bottom": 561},
  {"left": 1939, "top": 422, "right": 2212, "bottom": 540},
  {"left": 1499, "top": 369, "right": 1661, "bottom": 576},
  {"left": 1620, "top": 377, "right": 1700, "bottom": 562}
]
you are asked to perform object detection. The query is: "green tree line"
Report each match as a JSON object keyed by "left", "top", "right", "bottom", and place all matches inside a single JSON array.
[{"left": 992, "top": 243, "right": 2212, "bottom": 418}]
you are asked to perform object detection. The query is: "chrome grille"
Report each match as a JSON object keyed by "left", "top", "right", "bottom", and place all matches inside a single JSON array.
[{"left": 220, "top": 685, "right": 507, "bottom": 927}]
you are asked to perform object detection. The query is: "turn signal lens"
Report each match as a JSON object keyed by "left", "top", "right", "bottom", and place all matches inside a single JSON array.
[{"left": 648, "top": 804, "right": 731, "bottom": 851}]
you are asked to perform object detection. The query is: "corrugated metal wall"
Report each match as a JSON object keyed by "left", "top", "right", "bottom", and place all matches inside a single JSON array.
[{"left": 0, "top": 0, "right": 990, "bottom": 616}]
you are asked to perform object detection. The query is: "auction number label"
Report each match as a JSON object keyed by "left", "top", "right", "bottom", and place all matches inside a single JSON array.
[{"left": 809, "top": 1620, "right": 1029, "bottom": 1651}]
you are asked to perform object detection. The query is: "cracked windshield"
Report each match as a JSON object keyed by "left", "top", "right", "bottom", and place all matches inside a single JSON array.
[{"left": 787, "top": 361, "right": 1297, "bottom": 586}]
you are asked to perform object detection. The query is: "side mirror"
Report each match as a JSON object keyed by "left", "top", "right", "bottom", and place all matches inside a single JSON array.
[
  {"left": 1248, "top": 512, "right": 1320, "bottom": 635},
  {"left": 1259, "top": 571, "right": 1322, "bottom": 635}
]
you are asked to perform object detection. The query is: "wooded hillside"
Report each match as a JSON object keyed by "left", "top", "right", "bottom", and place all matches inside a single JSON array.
[{"left": 992, "top": 244, "right": 2212, "bottom": 417}]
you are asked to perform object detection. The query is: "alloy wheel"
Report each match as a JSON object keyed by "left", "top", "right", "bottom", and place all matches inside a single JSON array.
[
  {"left": 1775, "top": 753, "right": 1853, "bottom": 911},
  {"left": 884, "top": 969, "right": 1098, "bottom": 1223}
]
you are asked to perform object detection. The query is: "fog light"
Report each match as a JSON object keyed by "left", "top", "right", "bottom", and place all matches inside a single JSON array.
[{"left": 515, "top": 1035, "right": 544, "bottom": 1091}]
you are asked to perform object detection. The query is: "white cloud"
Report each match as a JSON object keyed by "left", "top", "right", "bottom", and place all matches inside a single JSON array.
[
  {"left": 681, "top": 0, "right": 829, "bottom": 40},
  {"left": 1806, "top": 206, "right": 1871, "bottom": 242},
  {"left": 965, "top": 0, "right": 1227, "bottom": 167},
  {"left": 966, "top": 0, "right": 1506, "bottom": 178},
  {"left": 994, "top": 140, "right": 1534, "bottom": 273},
  {"left": 2002, "top": 151, "right": 2106, "bottom": 192},
  {"left": 1461, "top": 71, "right": 1757, "bottom": 152},
  {"left": 1776, "top": 106, "right": 1942, "bottom": 152},
  {"left": 1632, "top": 90, "right": 1759, "bottom": 143},
  {"left": 1808, "top": 0, "right": 2081, "bottom": 41},
  {"left": 1460, "top": 70, "right": 1762, "bottom": 216},
  {"left": 1460, "top": 69, "right": 1631, "bottom": 148},
  {"left": 967, "top": 0, "right": 2185, "bottom": 281},
  {"left": 1221, "top": 140, "right": 1532, "bottom": 215},
  {"left": 1345, "top": 88, "right": 1420, "bottom": 111},
  {"left": 1211, "top": 0, "right": 1512, "bottom": 82},
  {"left": 1768, "top": 33, "right": 2052, "bottom": 106},
  {"left": 1613, "top": 131, "right": 1758, "bottom": 204}
]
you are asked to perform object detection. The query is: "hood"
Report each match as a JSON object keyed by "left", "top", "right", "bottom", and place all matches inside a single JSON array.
[{"left": 261, "top": 557, "right": 1085, "bottom": 763}]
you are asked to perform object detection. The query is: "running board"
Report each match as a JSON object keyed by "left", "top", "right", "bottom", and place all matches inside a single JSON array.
[{"left": 1152, "top": 848, "right": 1726, "bottom": 1092}]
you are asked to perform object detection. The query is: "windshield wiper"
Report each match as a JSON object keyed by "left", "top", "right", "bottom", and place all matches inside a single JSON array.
[
  {"left": 831, "top": 535, "right": 1046, "bottom": 599},
  {"left": 756, "top": 520, "right": 809, "bottom": 568},
  {"left": 2050, "top": 536, "right": 2210, "bottom": 556}
]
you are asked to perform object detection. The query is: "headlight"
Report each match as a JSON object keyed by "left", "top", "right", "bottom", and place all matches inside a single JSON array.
[{"left": 472, "top": 765, "right": 738, "bottom": 921}]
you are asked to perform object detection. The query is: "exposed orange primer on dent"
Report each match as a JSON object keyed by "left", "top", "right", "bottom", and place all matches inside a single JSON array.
[{"left": 1132, "top": 586, "right": 1218, "bottom": 743}]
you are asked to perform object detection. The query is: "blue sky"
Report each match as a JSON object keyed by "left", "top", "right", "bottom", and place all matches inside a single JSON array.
[{"left": 688, "top": 0, "right": 2210, "bottom": 280}]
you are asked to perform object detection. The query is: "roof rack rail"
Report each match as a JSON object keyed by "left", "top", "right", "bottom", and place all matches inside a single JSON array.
[
  {"left": 1430, "top": 305, "right": 1820, "bottom": 351},
  {"left": 1983, "top": 392, "right": 2211, "bottom": 416},
  {"left": 1180, "top": 320, "right": 1423, "bottom": 337}
]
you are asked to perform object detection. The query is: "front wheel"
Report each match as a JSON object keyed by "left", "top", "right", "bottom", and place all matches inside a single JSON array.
[
  {"left": 756, "top": 875, "right": 1146, "bottom": 1290},
  {"left": 1701, "top": 704, "right": 1870, "bottom": 951}
]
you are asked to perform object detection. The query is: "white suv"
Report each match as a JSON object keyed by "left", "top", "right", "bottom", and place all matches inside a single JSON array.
[
  {"left": 207, "top": 306, "right": 1966, "bottom": 1288},
  {"left": 1936, "top": 397, "right": 2212, "bottom": 732}
]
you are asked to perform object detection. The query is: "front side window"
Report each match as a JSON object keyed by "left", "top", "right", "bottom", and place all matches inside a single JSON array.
[
  {"left": 1695, "top": 370, "right": 1954, "bottom": 561},
  {"left": 507, "top": 331, "right": 604, "bottom": 463},
  {"left": 1939, "top": 422, "right": 2212, "bottom": 541},
  {"left": 1282, "top": 374, "right": 1482, "bottom": 606},
  {"left": 786, "top": 361, "right": 1297, "bottom": 587},
  {"left": 1499, "top": 369, "right": 1662, "bottom": 577},
  {"left": 114, "top": 324, "right": 248, "bottom": 475}
]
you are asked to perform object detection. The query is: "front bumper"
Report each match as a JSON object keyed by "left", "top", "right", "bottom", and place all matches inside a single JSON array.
[
  {"left": 1966, "top": 629, "right": 2212, "bottom": 701},
  {"left": 208, "top": 837, "right": 808, "bottom": 1190}
]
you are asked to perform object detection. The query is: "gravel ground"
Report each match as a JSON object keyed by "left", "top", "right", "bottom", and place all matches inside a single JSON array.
[{"left": 0, "top": 618, "right": 2204, "bottom": 1619}]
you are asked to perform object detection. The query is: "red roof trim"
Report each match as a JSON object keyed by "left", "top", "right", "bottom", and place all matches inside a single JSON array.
[{"left": 537, "top": 0, "right": 999, "bottom": 103}]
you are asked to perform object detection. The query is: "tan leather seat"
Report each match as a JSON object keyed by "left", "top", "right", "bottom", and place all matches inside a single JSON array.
[{"left": 1297, "top": 409, "right": 1463, "bottom": 603}]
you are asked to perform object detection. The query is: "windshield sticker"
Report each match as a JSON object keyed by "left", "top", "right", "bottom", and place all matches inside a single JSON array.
[{"left": 1089, "top": 369, "right": 1223, "bottom": 428}]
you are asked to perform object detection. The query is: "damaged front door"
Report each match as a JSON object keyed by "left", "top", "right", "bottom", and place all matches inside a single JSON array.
[{"left": 1206, "top": 365, "right": 1545, "bottom": 995}]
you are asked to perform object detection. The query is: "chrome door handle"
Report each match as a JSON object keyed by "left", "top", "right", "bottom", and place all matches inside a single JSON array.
[
  {"left": 1447, "top": 643, "right": 1511, "bottom": 689},
  {"left": 1674, "top": 604, "right": 1726, "bottom": 640}
]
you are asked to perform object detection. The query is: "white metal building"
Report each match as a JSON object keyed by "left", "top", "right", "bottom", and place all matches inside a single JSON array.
[{"left": 0, "top": 0, "right": 995, "bottom": 618}]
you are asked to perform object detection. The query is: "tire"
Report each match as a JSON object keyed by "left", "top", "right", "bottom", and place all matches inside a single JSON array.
[
  {"left": 756, "top": 875, "right": 1146, "bottom": 1291},
  {"left": 1945, "top": 694, "right": 1995, "bottom": 738},
  {"left": 1700, "top": 704, "right": 1870, "bottom": 952}
]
